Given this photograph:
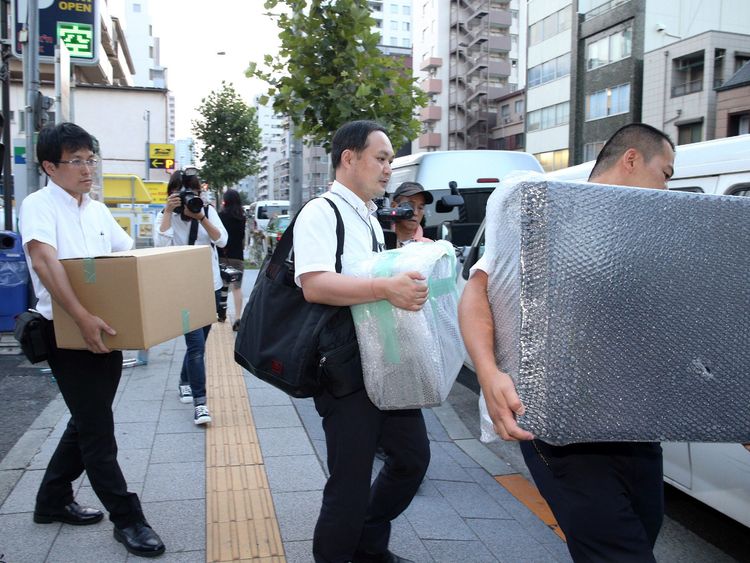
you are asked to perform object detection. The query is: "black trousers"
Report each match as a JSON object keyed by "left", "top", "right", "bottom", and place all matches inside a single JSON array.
[
  {"left": 521, "top": 439, "right": 663, "bottom": 563},
  {"left": 312, "top": 387, "right": 430, "bottom": 563},
  {"left": 35, "top": 321, "right": 143, "bottom": 529}
]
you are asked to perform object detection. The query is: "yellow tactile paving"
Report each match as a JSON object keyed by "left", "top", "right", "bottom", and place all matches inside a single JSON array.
[
  {"left": 495, "top": 474, "right": 566, "bottom": 541},
  {"left": 205, "top": 322, "right": 286, "bottom": 562}
]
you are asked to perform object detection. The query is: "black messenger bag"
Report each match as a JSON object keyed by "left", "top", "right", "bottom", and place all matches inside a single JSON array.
[
  {"left": 14, "top": 309, "right": 50, "bottom": 364},
  {"left": 234, "top": 197, "right": 363, "bottom": 398}
]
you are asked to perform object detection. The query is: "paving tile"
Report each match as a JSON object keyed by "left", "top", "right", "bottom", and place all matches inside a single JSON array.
[
  {"left": 431, "top": 403, "right": 473, "bottom": 440},
  {"left": 150, "top": 433, "right": 205, "bottom": 464},
  {"left": 251, "top": 405, "right": 303, "bottom": 429},
  {"left": 118, "top": 381, "right": 169, "bottom": 402},
  {"left": 27, "top": 437, "right": 59, "bottom": 470},
  {"left": 271, "top": 490, "right": 321, "bottom": 542},
  {"left": 467, "top": 518, "right": 560, "bottom": 563},
  {"left": 465, "top": 467, "right": 518, "bottom": 505},
  {"left": 388, "top": 513, "right": 432, "bottom": 562},
  {"left": 432, "top": 480, "right": 512, "bottom": 519},
  {"left": 0, "top": 469, "right": 45, "bottom": 514},
  {"left": 265, "top": 455, "right": 326, "bottom": 493},
  {"left": 424, "top": 442, "right": 474, "bottom": 483},
  {"left": 404, "top": 495, "right": 477, "bottom": 541},
  {"left": 51, "top": 525, "right": 125, "bottom": 563},
  {"left": 142, "top": 461, "right": 204, "bottom": 502},
  {"left": 113, "top": 400, "right": 162, "bottom": 424},
  {"left": 424, "top": 539, "right": 498, "bottom": 562},
  {"left": 440, "top": 441, "right": 481, "bottom": 469},
  {"left": 282, "top": 540, "right": 314, "bottom": 563},
  {"left": 311, "top": 439, "right": 328, "bottom": 468},
  {"left": 0, "top": 512, "right": 59, "bottom": 562},
  {"left": 422, "top": 408, "right": 451, "bottom": 442},
  {"left": 114, "top": 422, "right": 157, "bottom": 451},
  {"left": 247, "top": 387, "right": 293, "bottom": 407},
  {"left": 542, "top": 540, "right": 575, "bottom": 562},
  {"left": 257, "top": 427, "right": 315, "bottom": 457},
  {"left": 155, "top": 408, "right": 205, "bottom": 433},
  {"left": 142, "top": 499, "right": 205, "bottom": 553},
  {"left": 455, "top": 439, "right": 515, "bottom": 475}
]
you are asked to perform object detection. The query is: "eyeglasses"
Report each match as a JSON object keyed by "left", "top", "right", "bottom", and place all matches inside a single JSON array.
[{"left": 56, "top": 158, "right": 100, "bottom": 168}]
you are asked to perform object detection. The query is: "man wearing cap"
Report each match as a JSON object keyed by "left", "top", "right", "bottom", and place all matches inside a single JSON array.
[{"left": 387, "top": 182, "right": 433, "bottom": 249}]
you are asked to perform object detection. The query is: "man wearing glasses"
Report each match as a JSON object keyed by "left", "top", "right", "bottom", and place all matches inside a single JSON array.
[{"left": 18, "top": 123, "right": 165, "bottom": 557}]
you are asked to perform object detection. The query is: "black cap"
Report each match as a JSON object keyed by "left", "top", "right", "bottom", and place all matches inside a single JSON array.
[{"left": 391, "top": 181, "right": 433, "bottom": 204}]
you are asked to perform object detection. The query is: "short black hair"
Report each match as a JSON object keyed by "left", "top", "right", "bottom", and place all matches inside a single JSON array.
[
  {"left": 167, "top": 169, "right": 201, "bottom": 194},
  {"left": 37, "top": 122, "right": 94, "bottom": 166},
  {"left": 330, "top": 120, "right": 387, "bottom": 170},
  {"left": 589, "top": 123, "right": 674, "bottom": 180}
]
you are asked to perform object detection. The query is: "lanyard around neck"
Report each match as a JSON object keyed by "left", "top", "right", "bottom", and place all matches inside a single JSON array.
[{"left": 331, "top": 193, "right": 380, "bottom": 252}]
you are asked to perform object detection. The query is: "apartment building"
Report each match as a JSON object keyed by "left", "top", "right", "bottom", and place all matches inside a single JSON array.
[
  {"left": 641, "top": 31, "right": 750, "bottom": 146},
  {"left": 370, "top": 0, "right": 414, "bottom": 53},
  {"left": 715, "top": 61, "right": 750, "bottom": 138},
  {"left": 413, "top": 0, "right": 520, "bottom": 152}
]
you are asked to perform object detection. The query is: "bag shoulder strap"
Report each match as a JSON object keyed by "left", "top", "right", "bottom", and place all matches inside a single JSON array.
[{"left": 268, "top": 196, "right": 344, "bottom": 275}]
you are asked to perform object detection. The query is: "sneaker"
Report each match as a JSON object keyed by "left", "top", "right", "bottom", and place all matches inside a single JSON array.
[
  {"left": 194, "top": 404, "right": 211, "bottom": 425},
  {"left": 232, "top": 319, "right": 240, "bottom": 332},
  {"left": 178, "top": 385, "right": 193, "bottom": 404}
]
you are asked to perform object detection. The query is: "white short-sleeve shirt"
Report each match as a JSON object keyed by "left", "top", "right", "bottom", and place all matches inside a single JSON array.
[
  {"left": 18, "top": 181, "right": 134, "bottom": 319},
  {"left": 293, "top": 181, "right": 385, "bottom": 286}
]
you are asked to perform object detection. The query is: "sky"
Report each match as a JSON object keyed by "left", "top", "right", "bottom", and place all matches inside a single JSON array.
[{"left": 148, "top": 1, "right": 282, "bottom": 140}]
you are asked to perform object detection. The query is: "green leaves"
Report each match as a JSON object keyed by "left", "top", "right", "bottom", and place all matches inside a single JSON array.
[
  {"left": 247, "top": 0, "right": 427, "bottom": 152},
  {"left": 191, "top": 82, "right": 263, "bottom": 190}
]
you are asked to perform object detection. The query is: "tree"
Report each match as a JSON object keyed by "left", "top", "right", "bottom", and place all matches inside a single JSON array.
[
  {"left": 248, "top": 0, "right": 427, "bottom": 152},
  {"left": 192, "top": 82, "right": 262, "bottom": 190}
]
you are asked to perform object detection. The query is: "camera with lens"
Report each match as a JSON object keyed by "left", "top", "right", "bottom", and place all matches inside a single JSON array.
[
  {"left": 173, "top": 188, "right": 204, "bottom": 215},
  {"left": 375, "top": 201, "right": 414, "bottom": 223}
]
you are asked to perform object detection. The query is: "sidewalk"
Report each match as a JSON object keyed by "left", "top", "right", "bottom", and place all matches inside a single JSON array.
[{"left": 0, "top": 323, "right": 571, "bottom": 563}]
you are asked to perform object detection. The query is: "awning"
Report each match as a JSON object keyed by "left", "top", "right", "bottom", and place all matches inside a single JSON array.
[{"left": 102, "top": 174, "right": 153, "bottom": 204}]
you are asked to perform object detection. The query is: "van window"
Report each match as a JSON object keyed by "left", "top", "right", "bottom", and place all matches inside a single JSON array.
[
  {"left": 257, "top": 205, "right": 288, "bottom": 219},
  {"left": 670, "top": 186, "right": 704, "bottom": 193},
  {"left": 727, "top": 183, "right": 750, "bottom": 197}
]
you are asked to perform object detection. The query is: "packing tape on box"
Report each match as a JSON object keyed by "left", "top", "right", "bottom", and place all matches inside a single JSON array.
[
  {"left": 181, "top": 309, "right": 190, "bottom": 333},
  {"left": 352, "top": 252, "right": 457, "bottom": 365},
  {"left": 83, "top": 258, "right": 96, "bottom": 283}
]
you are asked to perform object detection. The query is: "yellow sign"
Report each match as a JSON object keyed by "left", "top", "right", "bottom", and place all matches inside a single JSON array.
[
  {"left": 144, "top": 181, "right": 168, "bottom": 204},
  {"left": 114, "top": 216, "right": 131, "bottom": 235},
  {"left": 149, "top": 143, "right": 175, "bottom": 160}
]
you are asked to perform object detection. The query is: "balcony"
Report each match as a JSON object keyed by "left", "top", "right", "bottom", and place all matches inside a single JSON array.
[
  {"left": 421, "top": 78, "right": 443, "bottom": 95},
  {"left": 488, "top": 8, "right": 512, "bottom": 28},
  {"left": 420, "top": 57, "right": 443, "bottom": 72},
  {"left": 419, "top": 132, "right": 442, "bottom": 149},
  {"left": 487, "top": 35, "right": 511, "bottom": 54},
  {"left": 671, "top": 79, "right": 703, "bottom": 97},
  {"left": 420, "top": 106, "right": 443, "bottom": 122}
]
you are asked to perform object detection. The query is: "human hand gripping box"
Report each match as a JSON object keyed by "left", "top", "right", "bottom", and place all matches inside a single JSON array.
[{"left": 52, "top": 246, "right": 216, "bottom": 350}]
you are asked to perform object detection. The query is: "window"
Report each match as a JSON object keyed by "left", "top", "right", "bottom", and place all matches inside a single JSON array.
[
  {"left": 528, "top": 54, "right": 570, "bottom": 88},
  {"left": 528, "top": 7, "right": 572, "bottom": 46},
  {"left": 501, "top": 104, "right": 510, "bottom": 120},
  {"left": 391, "top": 3, "right": 399, "bottom": 13},
  {"left": 585, "top": 83, "right": 630, "bottom": 120},
  {"left": 672, "top": 51, "right": 704, "bottom": 96},
  {"left": 515, "top": 99, "right": 524, "bottom": 114},
  {"left": 677, "top": 122, "right": 702, "bottom": 145},
  {"left": 584, "top": 141, "right": 605, "bottom": 161},
  {"left": 735, "top": 53, "right": 750, "bottom": 72},
  {"left": 403, "top": 5, "right": 410, "bottom": 15},
  {"left": 586, "top": 26, "right": 632, "bottom": 70},
  {"left": 527, "top": 102, "right": 570, "bottom": 131},
  {"left": 728, "top": 183, "right": 750, "bottom": 197},
  {"left": 132, "top": 3, "right": 141, "bottom": 12},
  {"left": 390, "top": 36, "right": 397, "bottom": 45},
  {"left": 403, "top": 22, "right": 410, "bottom": 31},
  {"left": 391, "top": 20, "right": 398, "bottom": 30},
  {"left": 402, "top": 38, "right": 410, "bottom": 47},
  {"left": 535, "top": 149, "right": 569, "bottom": 171}
]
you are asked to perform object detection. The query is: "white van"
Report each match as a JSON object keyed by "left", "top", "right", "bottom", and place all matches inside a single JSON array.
[
  {"left": 247, "top": 199, "right": 290, "bottom": 233},
  {"left": 459, "top": 135, "right": 750, "bottom": 527},
  {"left": 387, "top": 150, "right": 543, "bottom": 244}
]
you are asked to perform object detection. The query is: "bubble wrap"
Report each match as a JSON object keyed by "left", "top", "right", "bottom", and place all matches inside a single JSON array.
[
  {"left": 350, "top": 241, "right": 465, "bottom": 410},
  {"left": 482, "top": 173, "right": 750, "bottom": 445}
]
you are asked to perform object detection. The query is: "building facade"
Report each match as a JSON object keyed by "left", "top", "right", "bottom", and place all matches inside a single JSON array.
[{"left": 715, "top": 61, "right": 750, "bottom": 138}]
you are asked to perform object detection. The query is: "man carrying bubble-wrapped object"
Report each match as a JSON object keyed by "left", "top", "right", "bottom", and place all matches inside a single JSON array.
[{"left": 459, "top": 122, "right": 750, "bottom": 562}]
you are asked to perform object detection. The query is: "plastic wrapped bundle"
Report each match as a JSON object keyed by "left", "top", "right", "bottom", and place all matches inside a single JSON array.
[
  {"left": 350, "top": 240, "right": 464, "bottom": 410},
  {"left": 481, "top": 173, "right": 750, "bottom": 445}
]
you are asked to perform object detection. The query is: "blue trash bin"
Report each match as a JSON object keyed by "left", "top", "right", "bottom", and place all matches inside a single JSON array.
[{"left": 0, "top": 231, "right": 29, "bottom": 331}]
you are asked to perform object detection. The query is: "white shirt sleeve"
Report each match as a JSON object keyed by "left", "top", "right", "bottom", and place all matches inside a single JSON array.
[
  {"left": 207, "top": 205, "right": 228, "bottom": 248},
  {"left": 153, "top": 210, "right": 173, "bottom": 247},
  {"left": 471, "top": 253, "right": 492, "bottom": 275},
  {"left": 293, "top": 198, "right": 338, "bottom": 287},
  {"left": 19, "top": 194, "right": 57, "bottom": 251}
]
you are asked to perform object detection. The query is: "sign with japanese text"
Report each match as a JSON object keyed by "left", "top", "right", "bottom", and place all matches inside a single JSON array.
[{"left": 12, "top": 0, "right": 99, "bottom": 65}]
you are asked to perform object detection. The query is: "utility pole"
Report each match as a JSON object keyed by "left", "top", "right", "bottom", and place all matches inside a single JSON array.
[
  {"left": 23, "top": 0, "right": 40, "bottom": 196},
  {"left": 288, "top": 120, "right": 302, "bottom": 217},
  {"left": 1, "top": 0, "right": 14, "bottom": 230},
  {"left": 144, "top": 110, "right": 151, "bottom": 180}
]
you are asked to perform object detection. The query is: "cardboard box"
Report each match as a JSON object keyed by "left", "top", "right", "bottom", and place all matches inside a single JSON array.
[{"left": 52, "top": 246, "right": 216, "bottom": 350}]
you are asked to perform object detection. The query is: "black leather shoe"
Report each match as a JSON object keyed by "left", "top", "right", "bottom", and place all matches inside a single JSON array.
[
  {"left": 352, "top": 550, "right": 414, "bottom": 563},
  {"left": 33, "top": 501, "right": 104, "bottom": 525},
  {"left": 114, "top": 522, "right": 165, "bottom": 558}
]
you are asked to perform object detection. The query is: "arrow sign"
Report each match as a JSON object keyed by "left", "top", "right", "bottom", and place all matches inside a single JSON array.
[{"left": 150, "top": 158, "right": 175, "bottom": 169}]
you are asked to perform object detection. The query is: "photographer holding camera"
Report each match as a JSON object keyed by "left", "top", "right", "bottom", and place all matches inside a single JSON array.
[
  {"left": 154, "top": 167, "right": 228, "bottom": 425},
  {"left": 381, "top": 182, "right": 433, "bottom": 249}
]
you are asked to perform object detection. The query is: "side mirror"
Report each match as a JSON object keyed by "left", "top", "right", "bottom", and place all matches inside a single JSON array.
[{"left": 435, "top": 194, "right": 465, "bottom": 213}]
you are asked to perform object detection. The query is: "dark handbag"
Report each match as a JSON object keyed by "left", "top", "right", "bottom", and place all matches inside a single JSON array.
[
  {"left": 234, "top": 197, "right": 363, "bottom": 398},
  {"left": 14, "top": 309, "right": 50, "bottom": 364}
]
